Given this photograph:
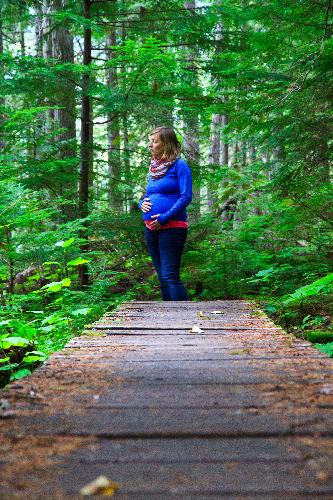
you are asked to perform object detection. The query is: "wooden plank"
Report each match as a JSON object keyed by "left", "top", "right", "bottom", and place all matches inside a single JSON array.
[
  {"left": 91, "top": 324, "right": 277, "bottom": 330},
  {"left": 46, "top": 367, "right": 329, "bottom": 385},
  {"left": 41, "top": 358, "right": 333, "bottom": 375},
  {"left": 49, "top": 436, "right": 333, "bottom": 463},
  {"left": 14, "top": 407, "right": 333, "bottom": 437},
  {"left": 69, "top": 383, "right": 332, "bottom": 410},
  {"left": 87, "top": 338, "right": 296, "bottom": 350},
  {"left": 55, "top": 352, "right": 325, "bottom": 362},
  {"left": 2, "top": 456, "right": 333, "bottom": 498},
  {"left": 66, "top": 333, "right": 298, "bottom": 344}
]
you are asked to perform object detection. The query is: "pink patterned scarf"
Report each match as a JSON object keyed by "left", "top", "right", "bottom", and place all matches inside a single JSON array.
[{"left": 149, "top": 156, "right": 180, "bottom": 180}]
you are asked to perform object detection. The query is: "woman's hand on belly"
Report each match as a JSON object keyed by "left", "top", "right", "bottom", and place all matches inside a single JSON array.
[
  {"left": 150, "top": 214, "right": 161, "bottom": 230},
  {"left": 141, "top": 197, "right": 152, "bottom": 213}
]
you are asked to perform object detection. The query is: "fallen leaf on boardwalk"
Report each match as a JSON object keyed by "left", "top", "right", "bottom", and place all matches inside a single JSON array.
[
  {"left": 230, "top": 348, "right": 252, "bottom": 355},
  {"left": 197, "top": 311, "right": 210, "bottom": 320},
  {"left": 190, "top": 325, "right": 204, "bottom": 333},
  {"left": 211, "top": 310, "right": 224, "bottom": 314},
  {"left": 84, "top": 332, "right": 107, "bottom": 337},
  {"left": 80, "top": 476, "right": 120, "bottom": 496}
]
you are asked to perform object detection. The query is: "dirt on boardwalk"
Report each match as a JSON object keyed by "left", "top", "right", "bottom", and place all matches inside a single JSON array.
[{"left": 1, "top": 300, "right": 333, "bottom": 499}]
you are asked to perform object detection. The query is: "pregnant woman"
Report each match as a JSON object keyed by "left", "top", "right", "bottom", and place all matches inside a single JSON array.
[{"left": 138, "top": 126, "right": 193, "bottom": 301}]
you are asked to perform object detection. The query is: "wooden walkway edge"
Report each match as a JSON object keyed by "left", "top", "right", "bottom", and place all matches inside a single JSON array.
[{"left": 1, "top": 300, "right": 333, "bottom": 498}]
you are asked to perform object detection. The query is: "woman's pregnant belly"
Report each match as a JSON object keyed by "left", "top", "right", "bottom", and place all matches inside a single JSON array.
[{"left": 142, "top": 193, "right": 179, "bottom": 221}]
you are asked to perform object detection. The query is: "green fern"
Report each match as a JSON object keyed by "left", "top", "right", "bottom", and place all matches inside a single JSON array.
[{"left": 283, "top": 274, "right": 333, "bottom": 305}]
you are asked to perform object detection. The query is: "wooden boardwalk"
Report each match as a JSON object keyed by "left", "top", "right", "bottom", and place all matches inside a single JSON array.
[{"left": 1, "top": 300, "right": 333, "bottom": 498}]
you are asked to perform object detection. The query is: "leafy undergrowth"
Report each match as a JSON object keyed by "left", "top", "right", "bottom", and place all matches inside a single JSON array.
[
  {"left": 0, "top": 278, "right": 155, "bottom": 389},
  {"left": 0, "top": 336, "right": 46, "bottom": 387},
  {"left": 2, "top": 225, "right": 333, "bottom": 388},
  {"left": 0, "top": 232, "right": 157, "bottom": 389},
  {"left": 183, "top": 220, "right": 333, "bottom": 358},
  {"left": 0, "top": 289, "right": 155, "bottom": 389},
  {"left": 259, "top": 275, "right": 333, "bottom": 358}
]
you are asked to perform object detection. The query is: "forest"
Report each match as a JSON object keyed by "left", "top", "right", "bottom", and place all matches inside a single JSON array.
[{"left": 0, "top": 0, "right": 332, "bottom": 386}]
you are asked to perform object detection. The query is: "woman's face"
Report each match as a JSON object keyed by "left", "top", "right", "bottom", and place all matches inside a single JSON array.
[{"left": 149, "top": 133, "right": 164, "bottom": 159}]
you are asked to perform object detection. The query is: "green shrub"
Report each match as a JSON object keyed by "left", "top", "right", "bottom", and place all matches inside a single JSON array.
[{"left": 306, "top": 331, "right": 333, "bottom": 344}]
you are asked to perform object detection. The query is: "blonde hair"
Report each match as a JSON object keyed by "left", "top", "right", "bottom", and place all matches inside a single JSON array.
[{"left": 150, "top": 126, "right": 181, "bottom": 162}]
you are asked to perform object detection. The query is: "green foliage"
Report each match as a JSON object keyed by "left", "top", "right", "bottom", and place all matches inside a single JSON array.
[
  {"left": 283, "top": 274, "right": 333, "bottom": 306},
  {"left": 1, "top": 0, "right": 333, "bottom": 386},
  {"left": 40, "top": 278, "right": 72, "bottom": 293},
  {"left": 306, "top": 331, "right": 333, "bottom": 344},
  {"left": 0, "top": 213, "right": 151, "bottom": 386},
  {"left": 315, "top": 343, "right": 333, "bottom": 358},
  {"left": 0, "top": 336, "right": 32, "bottom": 348}
]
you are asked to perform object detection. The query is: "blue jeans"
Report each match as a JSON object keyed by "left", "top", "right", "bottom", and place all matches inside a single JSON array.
[{"left": 145, "top": 227, "right": 188, "bottom": 301}]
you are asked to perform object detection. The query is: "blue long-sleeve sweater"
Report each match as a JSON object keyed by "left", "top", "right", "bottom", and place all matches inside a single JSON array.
[{"left": 138, "top": 158, "right": 192, "bottom": 225}]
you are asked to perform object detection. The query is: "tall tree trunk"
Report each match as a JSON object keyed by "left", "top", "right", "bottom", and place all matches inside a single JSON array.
[
  {"left": 183, "top": 113, "right": 200, "bottom": 220},
  {"left": 249, "top": 144, "right": 256, "bottom": 162},
  {"left": 183, "top": 1, "right": 200, "bottom": 221},
  {"left": 35, "top": 3, "right": 43, "bottom": 57},
  {"left": 78, "top": 0, "right": 92, "bottom": 287},
  {"left": 52, "top": 0, "right": 76, "bottom": 144},
  {"left": 207, "top": 113, "right": 221, "bottom": 210},
  {"left": 249, "top": 146, "right": 263, "bottom": 216},
  {"left": 42, "top": 1, "right": 52, "bottom": 59},
  {"left": 220, "top": 139, "right": 238, "bottom": 222},
  {"left": 123, "top": 111, "right": 134, "bottom": 213},
  {"left": 34, "top": 0, "right": 77, "bottom": 216},
  {"left": 232, "top": 141, "right": 239, "bottom": 167},
  {"left": 106, "top": 31, "right": 122, "bottom": 212},
  {"left": 51, "top": 0, "right": 77, "bottom": 218},
  {"left": 240, "top": 140, "right": 247, "bottom": 168},
  {"left": 120, "top": 16, "right": 134, "bottom": 214},
  {"left": 208, "top": 22, "right": 225, "bottom": 211},
  {"left": 221, "top": 111, "right": 229, "bottom": 166},
  {"left": 42, "top": 0, "right": 55, "bottom": 130}
]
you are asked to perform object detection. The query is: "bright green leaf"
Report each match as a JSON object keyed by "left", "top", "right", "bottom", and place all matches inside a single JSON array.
[
  {"left": 0, "top": 336, "right": 32, "bottom": 348},
  {"left": 55, "top": 237, "right": 75, "bottom": 248},
  {"left": 41, "top": 278, "right": 71, "bottom": 292},
  {"left": 0, "top": 363, "right": 19, "bottom": 372},
  {"left": 67, "top": 257, "right": 90, "bottom": 266},
  {"left": 70, "top": 308, "right": 91, "bottom": 316},
  {"left": 10, "top": 368, "right": 32, "bottom": 380}
]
